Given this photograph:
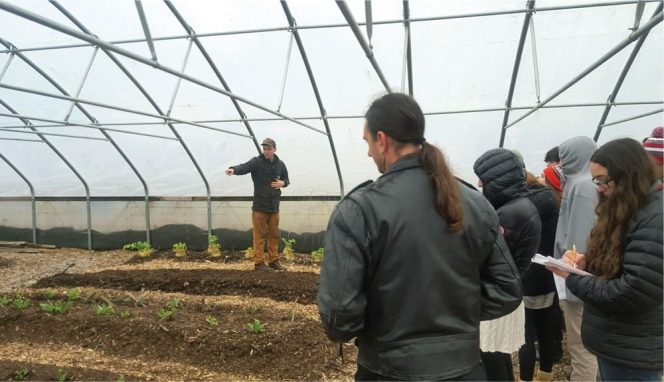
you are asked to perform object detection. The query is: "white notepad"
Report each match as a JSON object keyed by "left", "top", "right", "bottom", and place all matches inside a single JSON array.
[{"left": 531, "top": 253, "right": 593, "bottom": 276}]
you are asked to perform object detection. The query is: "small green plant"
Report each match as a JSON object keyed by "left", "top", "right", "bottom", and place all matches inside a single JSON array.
[
  {"left": 311, "top": 247, "right": 324, "bottom": 261},
  {"left": 205, "top": 315, "right": 218, "bottom": 326},
  {"left": 56, "top": 368, "right": 69, "bottom": 382},
  {"left": 40, "top": 300, "right": 72, "bottom": 314},
  {"left": 116, "top": 376, "right": 125, "bottom": 382},
  {"left": 168, "top": 298, "right": 181, "bottom": 309},
  {"left": 13, "top": 295, "right": 30, "bottom": 310},
  {"left": 244, "top": 246, "right": 254, "bottom": 259},
  {"left": 120, "top": 310, "right": 131, "bottom": 318},
  {"left": 246, "top": 305, "right": 259, "bottom": 314},
  {"left": 247, "top": 319, "right": 265, "bottom": 334},
  {"left": 157, "top": 307, "right": 174, "bottom": 321},
  {"left": 208, "top": 234, "right": 221, "bottom": 257},
  {"left": 0, "top": 296, "right": 11, "bottom": 306},
  {"left": 282, "top": 237, "right": 296, "bottom": 261},
  {"left": 95, "top": 303, "right": 115, "bottom": 316},
  {"left": 43, "top": 289, "right": 56, "bottom": 299},
  {"left": 65, "top": 287, "right": 81, "bottom": 301},
  {"left": 123, "top": 241, "right": 152, "bottom": 256},
  {"left": 173, "top": 242, "right": 187, "bottom": 257},
  {"left": 14, "top": 367, "right": 30, "bottom": 381},
  {"left": 122, "top": 241, "right": 151, "bottom": 251}
]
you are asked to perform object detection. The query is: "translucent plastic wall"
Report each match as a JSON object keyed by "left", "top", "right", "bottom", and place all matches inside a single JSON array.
[{"left": 0, "top": 0, "right": 661, "bottom": 249}]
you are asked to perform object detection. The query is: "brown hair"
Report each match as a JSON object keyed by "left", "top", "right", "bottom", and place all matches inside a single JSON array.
[
  {"left": 365, "top": 93, "right": 464, "bottom": 233},
  {"left": 585, "top": 138, "right": 656, "bottom": 278}
]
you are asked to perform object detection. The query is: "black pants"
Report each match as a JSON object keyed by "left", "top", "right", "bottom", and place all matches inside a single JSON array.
[
  {"left": 519, "top": 305, "right": 555, "bottom": 380},
  {"left": 480, "top": 351, "right": 514, "bottom": 381},
  {"left": 355, "top": 362, "right": 487, "bottom": 381}
]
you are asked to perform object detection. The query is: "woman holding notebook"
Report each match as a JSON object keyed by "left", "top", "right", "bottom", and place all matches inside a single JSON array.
[{"left": 548, "top": 138, "right": 663, "bottom": 381}]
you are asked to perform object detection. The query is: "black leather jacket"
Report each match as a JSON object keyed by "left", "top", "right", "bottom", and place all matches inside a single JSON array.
[
  {"left": 231, "top": 154, "right": 289, "bottom": 213},
  {"left": 317, "top": 155, "right": 521, "bottom": 380}
]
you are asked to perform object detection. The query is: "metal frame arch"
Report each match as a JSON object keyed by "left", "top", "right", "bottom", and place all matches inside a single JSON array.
[
  {"left": 499, "top": 0, "right": 536, "bottom": 148},
  {"left": 0, "top": 96, "right": 93, "bottom": 249},
  {"left": 163, "top": 0, "right": 261, "bottom": 154},
  {"left": 281, "top": 0, "right": 345, "bottom": 196},
  {"left": 50, "top": 0, "right": 214, "bottom": 238},
  {"left": 593, "top": 1, "right": 663, "bottom": 141},
  {"left": 1, "top": 35, "right": 154, "bottom": 246},
  {"left": 0, "top": 151, "right": 37, "bottom": 243}
]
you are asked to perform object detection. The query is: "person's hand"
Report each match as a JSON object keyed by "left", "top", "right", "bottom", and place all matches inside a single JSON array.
[
  {"left": 271, "top": 180, "right": 285, "bottom": 189},
  {"left": 225, "top": 168, "right": 234, "bottom": 176},
  {"left": 545, "top": 265, "right": 570, "bottom": 279},
  {"left": 563, "top": 250, "right": 586, "bottom": 270}
]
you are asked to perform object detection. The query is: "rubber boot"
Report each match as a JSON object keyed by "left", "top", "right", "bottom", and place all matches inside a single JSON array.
[{"left": 536, "top": 370, "right": 553, "bottom": 381}]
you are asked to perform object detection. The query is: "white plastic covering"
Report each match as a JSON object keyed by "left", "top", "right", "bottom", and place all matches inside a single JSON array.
[{"left": 0, "top": 0, "right": 662, "bottom": 198}]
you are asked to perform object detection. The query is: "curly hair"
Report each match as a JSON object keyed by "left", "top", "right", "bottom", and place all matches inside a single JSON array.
[{"left": 585, "top": 138, "right": 656, "bottom": 278}]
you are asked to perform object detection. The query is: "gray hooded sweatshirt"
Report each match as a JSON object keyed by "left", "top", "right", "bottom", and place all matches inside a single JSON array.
[{"left": 554, "top": 136, "right": 598, "bottom": 302}]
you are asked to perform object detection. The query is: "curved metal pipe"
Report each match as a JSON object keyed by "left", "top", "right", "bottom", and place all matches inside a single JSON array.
[{"left": 0, "top": 152, "right": 37, "bottom": 243}]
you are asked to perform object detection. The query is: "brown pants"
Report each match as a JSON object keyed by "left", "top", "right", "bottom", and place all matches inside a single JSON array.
[{"left": 252, "top": 211, "right": 280, "bottom": 265}]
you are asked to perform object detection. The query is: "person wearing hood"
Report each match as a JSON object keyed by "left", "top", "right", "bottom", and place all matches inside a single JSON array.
[
  {"left": 553, "top": 136, "right": 598, "bottom": 381},
  {"left": 474, "top": 148, "right": 542, "bottom": 381}
]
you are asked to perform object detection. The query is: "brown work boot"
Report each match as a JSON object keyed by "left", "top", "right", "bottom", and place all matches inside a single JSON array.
[
  {"left": 268, "top": 260, "right": 285, "bottom": 271},
  {"left": 254, "top": 262, "right": 274, "bottom": 271}
]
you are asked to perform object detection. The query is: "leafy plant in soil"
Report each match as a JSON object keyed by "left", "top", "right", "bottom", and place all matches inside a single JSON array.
[
  {"left": 208, "top": 234, "right": 221, "bottom": 257},
  {"left": 40, "top": 300, "right": 73, "bottom": 314},
  {"left": 120, "top": 310, "right": 131, "bottom": 318},
  {"left": 13, "top": 295, "right": 30, "bottom": 310},
  {"left": 168, "top": 299, "right": 181, "bottom": 309},
  {"left": 282, "top": 238, "right": 296, "bottom": 261},
  {"left": 172, "top": 242, "right": 187, "bottom": 257},
  {"left": 56, "top": 368, "right": 69, "bottom": 382},
  {"left": 14, "top": 367, "right": 30, "bottom": 381},
  {"left": 205, "top": 315, "right": 218, "bottom": 326},
  {"left": 0, "top": 296, "right": 11, "bottom": 306},
  {"left": 43, "top": 289, "right": 56, "bottom": 299},
  {"left": 311, "top": 247, "right": 324, "bottom": 261},
  {"left": 247, "top": 319, "right": 265, "bottom": 334},
  {"left": 65, "top": 287, "right": 81, "bottom": 301},
  {"left": 157, "top": 307, "right": 174, "bottom": 321},
  {"left": 95, "top": 303, "right": 115, "bottom": 316},
  {"left": 123, "top": 241, "right": 152, "bottom": 257},
  {"left": 244, "top": 246, "right": 254, "bottom": 259}
]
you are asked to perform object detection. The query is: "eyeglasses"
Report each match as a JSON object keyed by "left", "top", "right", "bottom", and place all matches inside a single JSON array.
[{"left": 591, "top": 176, "right": 613, "bottom": 186}]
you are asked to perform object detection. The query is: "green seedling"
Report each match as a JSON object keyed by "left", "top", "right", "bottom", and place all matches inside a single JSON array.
[
  {"left": 65, "top": 287, "right": 81, "bottom": 301},
  {"left": 244, "top": 246, "right": 254, "bottom": 259},
  {"left": 122, "top": 241, "right": 151, "bottom": 251},
  {"left": 13, "top": 295, "right": 30, "bottom": 310},
  {"left": 246, "top": 305, "right": 259, "bottom": 314},
  {"left": 173, "top": 242, "right": 187, "bottom": 257},
  {"left": 0, "top": 296, "right": 11, "bottom": 306},
  {"left": 116, "top": 376, "right": 126, "bottom": 382},
  {"left": 247, "top": 319, "right": 265, "bottom": 334},
  {"left": 208, "top": 234, "right": 221, "bottom": 257},
  {"left": 311, "top": 247, "right": 324, "bottom": 261},
  {"left": 281, "top": 238, "right": 296, "bottom": 260},
  {"left": 205, "top": 315, "right": 218, "bottom": 326},
  {"left": 168, "top": 298, "right": 181, "bottom": 309},
  {"left": 157, "top": 308, "right": 174, "bottom": 321},
  {"left": 43, "top": 289, "right": 56, "bottom": 299},
  {"left": 56, "top": 368, "right": 69, "bottom": 382},
  {"left": 120, "top": 310, "right": 131, "bottom": 318},
  {"left": 40, "top": 300, "right": 73, "bottom": 314},
  {"left": 14, "top": 367, "right": 30, "bottom": 381},
  {"left": 95, "top": 303, "right": 115, "bottom": 316}
]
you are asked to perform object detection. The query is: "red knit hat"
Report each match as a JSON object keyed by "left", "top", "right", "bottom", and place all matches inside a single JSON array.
[
  {"left": 542, "top": 165, "right": 562, "bottom": 192},
  {"left": 644, "top": 137, "right": 664, "bottom": 164}
]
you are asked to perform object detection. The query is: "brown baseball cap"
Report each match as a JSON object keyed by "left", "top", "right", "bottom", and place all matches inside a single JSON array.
[{"left": 261, "top": 138, "right": 276, "bottom": 149}]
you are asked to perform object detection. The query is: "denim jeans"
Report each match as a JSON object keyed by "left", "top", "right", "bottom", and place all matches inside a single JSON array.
[{"left": 598, "top": 357, "right": 663, "bottom": 381}]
